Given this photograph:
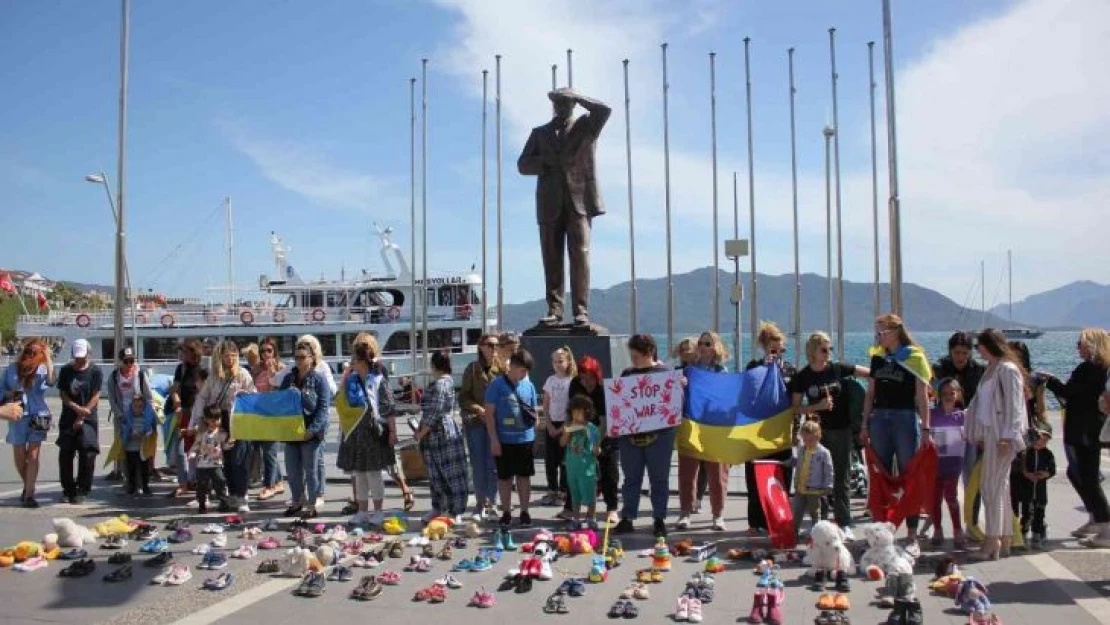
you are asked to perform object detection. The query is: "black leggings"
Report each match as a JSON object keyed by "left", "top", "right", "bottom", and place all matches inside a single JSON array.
[
  {"left": 125, "top": 451, "right": 150, "bottom": 492},
  {"left": 598, "top": 442, "right": 620, "bottom": 512},
  {"left": 1068, "top": 443, "right": 1110, "bottom": 523}
]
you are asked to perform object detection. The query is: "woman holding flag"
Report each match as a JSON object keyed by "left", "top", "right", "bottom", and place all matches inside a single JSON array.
[
  {"left": 676, "top": 331, "right": 730, "bottom": 532},
  {"left": 744, "top": 323, "right": 796, "bottom": 536},
  {"left": 860, "top": 314, "right": 933, "bottom": 555},
  {"left": 280, "top": 337, "right": 333, "bottom": 519},
  {"left": 190, "top": 340, "right": 255, "bottom": 512}
]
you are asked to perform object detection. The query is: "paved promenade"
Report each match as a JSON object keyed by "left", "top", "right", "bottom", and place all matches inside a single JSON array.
[{"left": 0, "top": 401, "right": 1106, "bottom": 624}]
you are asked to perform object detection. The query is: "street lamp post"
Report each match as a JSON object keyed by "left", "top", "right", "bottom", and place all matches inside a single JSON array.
[{"left": 85, "top": 172, "right": 137, "bottom": 354}]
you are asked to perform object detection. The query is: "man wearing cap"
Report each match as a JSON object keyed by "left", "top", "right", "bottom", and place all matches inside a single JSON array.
[
  {"left": 107, "top": 346, "right": 152, "bottom": 488},
  {"left": 56, "top": 339, "right": 103, "bottom": 504},
  {"left": 518, "top": 86, "right": 611, "bottom": 326}
]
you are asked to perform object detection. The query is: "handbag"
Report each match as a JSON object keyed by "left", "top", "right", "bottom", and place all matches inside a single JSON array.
[
  {"left": 203, "top": 378, "right": 235, "bottom": 428},
  {"left": 505, "top": 375, "right": 537, "bottom": 428},
  {"left": 29, "top": 413, "right": 52, "bottom": 432}
]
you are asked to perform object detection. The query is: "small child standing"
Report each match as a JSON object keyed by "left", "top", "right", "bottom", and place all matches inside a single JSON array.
[
  {"left": 190, "top": 412, "right": 231, "bottom": 513},
  {"left": 560, "top": 395, "right": 601, "bottom": 526},
  {"left": 1012, "top": 423, "right": 1056, "bottom": 549},
  {"left": 786, "top": 419, "right": 834, "bottom": 534},
  {"left": 542, "top": 346, "right": 576, "bottom": 519},
  {"left": 929, "top": 378, "right": 967, "bottom": 548},
  {"left": 122, "top": 394, "right": 156, "bottom": 496}
]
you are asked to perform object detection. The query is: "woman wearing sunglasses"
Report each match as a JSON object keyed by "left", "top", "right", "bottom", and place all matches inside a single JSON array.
[
  {"left": 1, "top": 339, "right": 55, "bottom": 507},
  {"left": 743, "top": 322, "right": 796, "bottom": 536},
  {"left": 676, "top": 331, "right": 731, "bottom": 532},
  {"left": 459, "top": 333, "right": 503, "bottom": 521}
]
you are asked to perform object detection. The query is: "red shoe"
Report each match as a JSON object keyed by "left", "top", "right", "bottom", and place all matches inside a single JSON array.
[
  {"left": 749, "top": 590, "right": 766, "bottom": 623},
  {"left": 525, "top": 557, "right": 542, "bottom": 578},
  {"left": 765, "top": 587, "right": 784, "bottom": 625}
]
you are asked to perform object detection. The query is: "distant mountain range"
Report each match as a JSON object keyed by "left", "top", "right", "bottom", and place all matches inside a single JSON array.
[
  {"left": 501, "top": 267, "right": 1021, "bottom": 334},
  {"left": 989, "top": 280, "right": 1110, "bottom": 329}
]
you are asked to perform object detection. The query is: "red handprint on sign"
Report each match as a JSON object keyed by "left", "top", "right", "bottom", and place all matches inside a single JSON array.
[{"left": 608, "top": 379, "right": 625, "bottom": 396}]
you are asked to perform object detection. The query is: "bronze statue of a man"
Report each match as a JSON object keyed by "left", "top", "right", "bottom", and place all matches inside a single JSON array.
[{"left": 517, "top": 87, "right": 611, "bottom": 326}]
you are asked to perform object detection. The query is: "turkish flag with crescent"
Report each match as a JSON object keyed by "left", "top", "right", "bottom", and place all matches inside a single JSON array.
[
  {"left": 0, "top": 273, "right": 14, "bottom": 295},
  {"left": 865, "top": 444, "right": 938, "bottom": 528},
  {"left": 36, "top": 292, "right": 48, "bottom": 311},
  {"left": 753, "top": 460, "right": 797, "bottom": 549}
]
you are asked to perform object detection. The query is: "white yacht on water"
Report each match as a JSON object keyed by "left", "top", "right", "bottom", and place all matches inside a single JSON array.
[{"left": 15, "top": 227, "right": 494, "bottom": 385}]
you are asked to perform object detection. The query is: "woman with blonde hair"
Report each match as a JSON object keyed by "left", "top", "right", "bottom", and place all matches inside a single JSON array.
[
  {"left": 789, "top": 331, "right": 869, "bottom": 534},
  {"left": 541, "top": 345, "right": 577, "bottom": 518},
  {"left": 677, "top": 331, "right": 731, "bottom": 531},
  {"left": 279, "top": 336, "right": 332, "bottom": 519},
  {"left": 295, "top": 334, "right": 336, "bottom": 509},
  {"left": 965, "top": 329, "right": 1027, "bottom": 560},
  {"left": 743, "top": 322, "right": 796, "bottom": 535},
  {"left": 861, "top": 313, "right": 933, "bottom": 554},
  {"left": 1046, "top": 328, "right": 1110, "bottom": 547},
  {"left": 2, "top": 338, "right": 55, "bottom": 508},
  {"left": 190, "top": 339, "right": 256, "bottom": 512}
]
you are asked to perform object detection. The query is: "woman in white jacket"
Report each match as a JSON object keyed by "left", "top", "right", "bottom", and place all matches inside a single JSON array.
[
  {"left": 966, "top": 329, "right": 1027, "bottom": 560},
  {"left": 190, "top": 340, "right": 255, "bottom": 512}
]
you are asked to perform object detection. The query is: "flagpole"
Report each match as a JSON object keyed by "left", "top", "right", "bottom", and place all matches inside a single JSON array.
[
  {"left": 709, "top": 51, "right": 720, "bottom": 333},
  {"left": 409, "top": 78, "right": 417, "bottom": 376},
  {"left": 788, "top": 47, "right": 801, "bottom": 366},
  {"left": 623, "top": 59, "right": 638, "bottom": 334},
  {"left": 824, "top": 124, "right": 835, "bottom": 341},
  {"left": 743, "top": 37, "right": 758, "bottom": 361},
  {"left": 732, "top": 172, "right": 741, "bottom": 373},
  {"left": 551, "top": 65, "right": 557, "bottom": 90},
  {"left": 868, "top": 41, "right": 881, "bottom": 317},
  {"left": 113, "top": 0, "right": 130, "bottom": 357},
  {"left": 566, "top": 49, "right": 573, "bottom": 88},
  {"left": 480, "top": 69, "right": 489, "bottom": 335},
  {"left": 495, "top": 54, "right": 504, "bottom": 330},
  {"left": 420, "top": 58, "right": 429, "bottom": 370},
  {"left": 882, "top": 0, "right": 904, "bottom": 315},
  {"left": 662, "top": 42, "right": 674, "bottom": 354},
  {"left": 830, "top": 27, "right": 845, "bottom": 355}
]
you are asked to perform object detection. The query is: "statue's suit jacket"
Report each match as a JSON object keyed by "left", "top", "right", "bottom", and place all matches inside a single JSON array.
[{"left": 517, "top": 105, "right": 610, "bottom": 224}]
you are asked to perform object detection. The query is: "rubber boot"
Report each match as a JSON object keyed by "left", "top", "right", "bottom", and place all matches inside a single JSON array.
[
  {"left": 748, "top": 590, "right": 765, "bottom": 624},
  {"left": 834, "top": 569, "right": 850, "bottom": 592},
  {"left": 765, "top": 587, "right": 784, "bottom": 625}
]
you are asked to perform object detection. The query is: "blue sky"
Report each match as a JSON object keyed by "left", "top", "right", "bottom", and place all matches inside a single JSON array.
[{"left": 2, "top": 0, "right": 1105, "bottom": 315}]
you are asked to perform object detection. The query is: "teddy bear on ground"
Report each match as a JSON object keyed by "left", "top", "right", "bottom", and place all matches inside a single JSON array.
[
  {"left": 422, "top": 519, "right": 450, "bottom": 540},
  {"left": 282, "top": 547, "right": 313, "bottom": 577},
  {"left": 857, "top": 522, "right": 915, "bottom": 577},
  {"left": 53, "top": 518, "right": 98, "bottom": 548},
  {"left": 955, "top": 578, "right": 991, "bottom": 616},
  {"left": 807, "top": 520, "right": 854, "bottom": 592}
]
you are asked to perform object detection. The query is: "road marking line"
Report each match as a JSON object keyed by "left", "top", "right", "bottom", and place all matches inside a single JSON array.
[
  {"left": 0, "top": 484, "right": 61, "bottom": 499},
  {"left": 1026, "top": 552, "right": 1110, "bottom": 623},
  {"left": 167, "top": 578, "right": 299, "bottom": 625}
]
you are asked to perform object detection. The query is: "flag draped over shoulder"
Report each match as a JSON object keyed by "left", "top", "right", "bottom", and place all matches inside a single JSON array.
[
  {"left": 676, "top": 364, "right": 793, "bottom": 464},
  {"left": 865, "top": 444, "right": 937, "bottom": 528},
  {"left": 867, "top": 344, "right": 933, "bottom": 384},
  {"left": 230, "top": 390, "right": 306, "bottom": 442}
]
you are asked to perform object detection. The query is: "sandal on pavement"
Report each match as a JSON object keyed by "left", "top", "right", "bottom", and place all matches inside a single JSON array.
[
  {"left": 816, "top": 593, "right": 836, "bottom": 610},
  {"left": 402, "top": 489, "right": 415, "bottom": 512},
  {"left": 378, "top": 570, "right": 401, "bottom": 585},
  {"left": 104, "top": 565, "right": 132, "bottom": 583},
  {"left": 608, "top": 601, "right": 629, "bottom": 619},
  {"left": 469, "top": 587, "right": 496, "bottom": 608},
  {"left": 833, "top": 593, "right": 850, "bottom": 611},
  {"left": 544, "top": 593, "right": 569, "bottom": 614}
]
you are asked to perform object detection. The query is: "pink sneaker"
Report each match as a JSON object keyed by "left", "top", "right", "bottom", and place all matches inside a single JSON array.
[{"left": 765, "top": 587, "right": 785, "bottom": 625}]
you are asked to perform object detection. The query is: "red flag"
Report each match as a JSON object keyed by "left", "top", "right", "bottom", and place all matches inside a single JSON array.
[
  {"left": 36, "top": 292, "right": 48, "bottom": 311},
  {"left": 0, "top": 273, "right": 13, "bottom": 295},
  {"left": 865, "top": 444, "right": 938, "bottom": 528},
  {"left": 753, "top": 460, "right": 797, "bottom": 550}
]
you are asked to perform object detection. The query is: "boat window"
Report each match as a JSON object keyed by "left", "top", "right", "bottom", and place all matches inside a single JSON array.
[
  {"left": 467, "top": 328, "right": 482, "bottom": 346},
  {"left": 425, "top": 288, "right": 437, "bottom": 307},
  {"left": 439, "top": 286, "right": 455, "bottom": 307},
  {"left": 326, "top": 292, "right": 347, "bottom": 308},
  {"left": 383, "top": 331, "right": 415, "bottom": 354},
  {"left": 101, "top": 339, "right": 135, "bottom": 361},
  {"left": 304, "top": 292, "right": 324, "bottom": 308},
  {"left": 341, "top": 332, "right": 378, "bottom": 354},
  {"left": 318, "top": 334, "right": 337, "bottom": 357},
  {"left": 383, "top": 329, "right": 465, "bottom": 354},
  {"left": 143, "top": 338, "right": 181, "bottom": 361}
]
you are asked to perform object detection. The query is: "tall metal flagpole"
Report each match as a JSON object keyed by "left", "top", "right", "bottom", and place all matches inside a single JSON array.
[
  {"left": 788, "top": 48, "right": 801, "bottom": 366},
  {"left": 732, "top": 172, "right": 741, "bottom": 372},
  {"left": 824, "top": 124, "right": 835, "bottom": 341},
  {"left": 113, "top": 0, "right": 130, "bottom": 356},
  {"left": 495, "top": 54, "right": 504, "bottom": 330},
  {"left": 409, "top": 78, "right": 417, "bottom": 375},
  {"left": 743, "top": 37, "right": 758, "bottom": 361},
  {"left": 481, "top": 70, "right": 489, "bottom": 334},
  {"left": 830, "top": 28, "right": 845, "bottom": 356},
  {"left": 662, "top": 43, "right": 674, "bottom": 354},
  {"left": 567, "top": 49, "right": 573, "bottom": 88},
  {"left": 551, "top": 65, "right": 557, "bottom": 90},
  {"left": 623, "top": 59, "right": 638, "bottom": 334},
  {"left": 868, "top": 41, "right": 881, "bottom": 317},
  {"left": 709, "top": 52, "right": 720, "bottom": 333},
  {"left": 882, "top": 0, "right": 904, "bottom": 315},
  {"left": 420, "top": 59, "right": 429, "bottom": 369},
  {"left": 226, "top": 197, "right": 233, "bottom": 309}
]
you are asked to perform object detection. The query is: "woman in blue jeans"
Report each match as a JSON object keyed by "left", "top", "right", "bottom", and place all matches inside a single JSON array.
[
  {"left": 860, "top": 313, "right": 932, "bottom": 555},
  {"left": 613, "top": 334, "right": 674, "bottom": 539},
  {"left": 280, "top": 337, "right": 332, "bottom": 519},
  {"left": 459, "top": 334, "right": 501, "bottom": 521}
]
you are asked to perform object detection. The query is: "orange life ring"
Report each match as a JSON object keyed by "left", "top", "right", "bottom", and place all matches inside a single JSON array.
[
  {"left": 387, "top": 306, "right": 401, "bottom": 321},
  {"left": 311, "top": 308, "right": 326, "bottom": 322},
  {"left": 460, "top": 304, "right": 473, "bottom": 320},
  {"left": 240, "top": 310, "right": 255, "bottom": 326},
  {"left": 273, "top": 310, "right": 286, "bottom": 323},
  {"left": 205, "top": 311, "right": 219, "bottom": 324},
  {"left": 160, "top": 313, "right": 175, "bottom": 328},
  {"left": 75, "top": 313, "right": 91, "bottom": 328}
]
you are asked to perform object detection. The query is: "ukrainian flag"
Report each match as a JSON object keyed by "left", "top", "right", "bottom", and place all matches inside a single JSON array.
[
  {"left": 230, "top": 390, "right": 306, "bottom": 442},
  {"left": 867, "top": 344, "right": 932, "bottom": 383},
  {"left": 676, "top": 364, "right": 794, "bottom": 464}
]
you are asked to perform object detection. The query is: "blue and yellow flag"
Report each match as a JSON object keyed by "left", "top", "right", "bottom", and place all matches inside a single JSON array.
[
  {"left": 867, "top": 344, "right": 932, "bottom": 384},
  {"left": 677, "top": 365, "right": 794, "bottom": 464},
  {"left": 230, "top": 390, "right": 306, "bottom": 442}
]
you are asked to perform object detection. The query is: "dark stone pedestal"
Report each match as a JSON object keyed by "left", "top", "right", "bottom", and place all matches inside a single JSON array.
[{"left": 519, "top": 325, "right": 629, "bottom": 389}]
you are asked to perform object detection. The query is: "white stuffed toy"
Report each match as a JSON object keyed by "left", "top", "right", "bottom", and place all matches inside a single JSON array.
[
  {"left": 807, "top": 521, "right": 854, "bottom": 591},
  {"left": 53, "top": 518, "right": 98, "bottom": 548},
  {"left": 282, "top": 547, "right": 313, "bottom": 577},
  {"left": 857, "top": 522, "right": 915, "bottom": 577}
]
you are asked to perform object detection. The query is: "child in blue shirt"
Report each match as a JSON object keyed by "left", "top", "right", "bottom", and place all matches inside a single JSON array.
[
  {"left": 121, "top": 394, "right": 157, "bottom": 495},
  {"left": 484, "top": 348, "right": 537, "bottom": 527}
]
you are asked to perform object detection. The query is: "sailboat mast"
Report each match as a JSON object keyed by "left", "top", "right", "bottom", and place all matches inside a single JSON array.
[
  {"left": 980, "top": 260, "right": 985, "bottom": 331},
  {"left": 1008, "top": 249, "right": 1013, "bottom": 323},
  {"left": 226, "top": 196, "right": 233, "bottom": 310}
]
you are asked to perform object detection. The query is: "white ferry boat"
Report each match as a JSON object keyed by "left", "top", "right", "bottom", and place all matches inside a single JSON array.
[{"left": 16, "top": 227, "right": 495, "bottom": 385}]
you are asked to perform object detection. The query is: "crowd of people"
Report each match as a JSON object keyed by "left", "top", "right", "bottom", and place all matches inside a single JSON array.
[{"left": 1, "top": 318, "right": 1109, "bottom": 556}]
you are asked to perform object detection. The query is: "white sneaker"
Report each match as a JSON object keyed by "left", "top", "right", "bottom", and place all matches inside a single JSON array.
[
  {"left": 711, "top": 517, "right": 726, "bottom": 531},
  {"left": 315, "top": 497, "right": 326, "bottom": 509},
  {"left": 676, "top": 514, "right": 691, "bottom": 530},
  {"left": 1072, "top": 522, "right": 1098, "bottom": 538},
  {"left": 211, "top": 534, "right": 228, "bottom": 548},
  {"left": 186, "top": 500, "right": 200, "bottom": 509},
  {"left": 237, "top": 503, "right": 250, "bottom": 513},
  {"left": 202, "top": 524, "right": 224, "bottom": 534},
  {"left": 192, "top": 544, "right": 211, "bottom": 555}
]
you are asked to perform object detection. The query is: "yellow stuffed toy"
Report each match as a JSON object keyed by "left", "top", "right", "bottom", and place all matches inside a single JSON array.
[
  {"left": 0, "top": 549, "right": 14, "bottom": 568},
  {"left": 422, "top": 519, "right": 450, "bottom": 540},
  {"left": 382, "top": 516, "right": 407, "bottom": 536},
  {"left": 13, "top": 541, "right": 40, "bottom": 563},
  {"left": 91, "top": 515, "right": 133, "bottom": 537}
]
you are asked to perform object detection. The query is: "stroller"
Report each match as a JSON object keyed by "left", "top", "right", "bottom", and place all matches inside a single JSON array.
[{"left": 849, "top": 445, "right": 869, "bottom": 499}]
